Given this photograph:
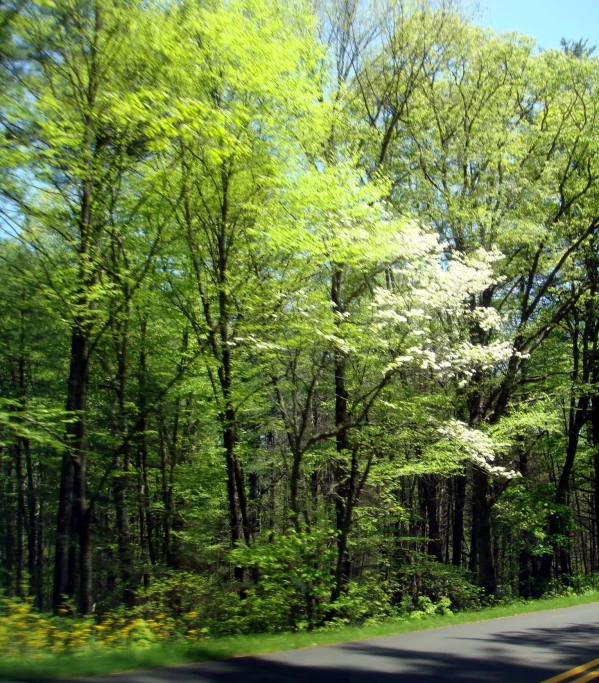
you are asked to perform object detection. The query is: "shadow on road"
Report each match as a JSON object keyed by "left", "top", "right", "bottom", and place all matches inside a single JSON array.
[{"left": 68, "top": 619, "right": 599, "bottom": 683}]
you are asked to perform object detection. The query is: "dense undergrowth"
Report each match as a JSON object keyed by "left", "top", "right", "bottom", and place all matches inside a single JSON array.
[
  {"left": 3, "top": 562, "right": 599, "bottom": 665},
  {"left": 2, "top": 589, "right": 599, "bottom": 683},
  {"left": 0, "top": 535, "right": 493, "bottom": 663},
  {"left": 0, "top": 583, "right": 453, "bottom": 660}
]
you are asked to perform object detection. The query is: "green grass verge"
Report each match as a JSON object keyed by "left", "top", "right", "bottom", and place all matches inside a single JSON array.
[{"left": 3, "top": 590, "right": 599, "bottom": 682}]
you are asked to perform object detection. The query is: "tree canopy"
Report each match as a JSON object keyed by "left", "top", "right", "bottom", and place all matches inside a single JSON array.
[{"left": 2, "top": 0, "right": 599, "bottom": 637}]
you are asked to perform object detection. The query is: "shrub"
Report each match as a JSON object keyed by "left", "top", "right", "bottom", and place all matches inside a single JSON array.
[
  {"left": 0, "top": 594, "right": 177, "bottom": 659},
  {"left": 229, "top": 528, "right": 337, "bottom": 633},
  {"left": 396, "top": 553, "right": 483, "bottom": 611}
]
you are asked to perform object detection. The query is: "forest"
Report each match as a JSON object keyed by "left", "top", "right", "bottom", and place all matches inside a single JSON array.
[{"left": 2, "top": 0, "right": 599, "bottom": 648}]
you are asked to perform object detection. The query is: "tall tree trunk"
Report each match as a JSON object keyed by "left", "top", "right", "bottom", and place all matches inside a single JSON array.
[
  {"left": 36, "top": 482, "right": 44, "bottom": 610},
  {"left": 331, "top": 263, "right": 352, "bottom": 597},
  {"left": 452, "top": 475, "right": 466, "bottom": 566},
  {"left": 423, "top": 475, "right": 443, "bottom": 562},
  {"left": 469, "top": 494, "right": 477, "bottom": 573},
  {"left": 24, "top": 439, "right": 38, "bottom": 601},
  {"left": 593, "top": 399, "right": 599, "bottom": 570},
  {"left": 516, "top": 451, "right": 535, "bottom": 597},
  {"left": 137, "top": 326, "right": 155, "bottom": 570},
  {"left": 112, "top": 312, "right": 135, "bottom": 607},
  {"left": 540, "top": 414, "right": 585, "bottom": 583},
  {"left": 53, "top": 328, "right": 91, "bottom": 613},
  {"left": 113, "top": 450, "right": 134, "bottom": 607},
  {"left": 53, "top": 446, "right": 74, "bottom": 610},
  {"left": 76, "top": 497, "right": 92, "bottom": 614},
  {"left": 289, "top": 451, "right": 302, "bottom": 531},
  {"left": 473, "top": 469, "right": 497, "bottom": 594},
  {"left": 468, "top": 293, "right": 511, "bottom": 594},
  {"left": 14, "top": 315, "right": 29, "bottom": 598},
  {"left": 141, "top": 440, "right": 155, "bottom": 567},
  {"left": 331, "top": 448, "right": 373, "bottom": 604},
  {"left": 15, "top": 440, "right": 25, "bottom": 597},
  {"left": 4, "top": 459, "right": 15, "bottom": 596},
  {"left": 181, "top": 160, "right": 250, "bottom": 582},
  {"left": 540, "top": 313, "right": 589, "bottom": 585},
  {"left": 53, "top": 109, "right": 95, "bottom": 612},
  {"left": 159, "top": 423, "right": 173, "bottom": 563}
]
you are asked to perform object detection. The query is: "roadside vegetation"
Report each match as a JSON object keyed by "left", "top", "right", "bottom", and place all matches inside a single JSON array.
[
  {"left": 2, "top": 0, "right": 599, "bottom": 677},
  {"left": 2, "top": 587, "right": 599, "bottom": 681}
]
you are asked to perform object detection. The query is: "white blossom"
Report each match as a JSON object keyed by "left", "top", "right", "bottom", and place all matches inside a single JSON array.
[{"left": 438, "top": 420, "right": 519, "bottom": 478}]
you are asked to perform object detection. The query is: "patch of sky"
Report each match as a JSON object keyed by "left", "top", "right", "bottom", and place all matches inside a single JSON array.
[{"left": 476, "top": 0, "right": 599, "bottom": 52}]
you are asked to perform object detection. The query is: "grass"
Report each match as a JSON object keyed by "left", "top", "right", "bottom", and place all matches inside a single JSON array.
[{"left": 2, "top": 590, "right": 599, "bottom": 682}]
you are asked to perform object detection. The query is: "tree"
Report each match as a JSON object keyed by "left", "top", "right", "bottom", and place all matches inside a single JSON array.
[{"left": 4, "top": 0, "right": 185, "bottom": 612}]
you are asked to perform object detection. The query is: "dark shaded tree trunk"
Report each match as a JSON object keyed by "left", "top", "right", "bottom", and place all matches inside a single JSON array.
[
  {"left": 539, "top": 422, "right": 585, "bottom": 583},
  {"left": 181, "top": 164, "right": 251, "bottom": 581},
  {"left": 469, "top": 493, "right": 477, "bottom": 573},
  {"left": 593, "top": 402, "right": 599, "bottom": 569},
  {"left": 23, "top": 438, "right": 38, "bottom": 601},
  {"left": 136, "top": 327, "right": 155, "bottom": 571},
  {"left": 113, "top": 451, "right": 134, "bottom": 607},
  {"left": 35, "top": 471, "right": 44, "bottom": 610},
  {"left": 4, "top": 460, "right": 15, "bottom": 596},
  {"left": 473, "top": 469, "right": 497, "bottom": 594},
  {"left": 452, "top": 475, "right": 466, "bottom": 566},
  {"left": 112, "top": 310, "right": 136, "bottom": 607},
  {"left": 53, "top": 329, "right": 90, "bottom": 613},
  {"left": 330, "top": 264, "right": 352, "bottom": 600},
  {"left": 15, "top": 440, "right": 25, "bottom": 597},
  {"left": 159, "top": 423, "right": 173, "bottom": 563},
  {"left": 516, "top": 451, "right": 536, "bottom": 597},
  {"left": 331, "top": 447, "right": 373, "bottom": 604},
  {"left": 540, "top": 311, "right": 590, "bottom": 585},
  {"left": 423, "top": 475, "right": 443, "bottom": 563}
]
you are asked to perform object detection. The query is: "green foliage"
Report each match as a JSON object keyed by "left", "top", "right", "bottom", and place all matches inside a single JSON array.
[
  {"left": 408, "top": 595, "right": 452, "bottom": 620},
  {"left": 494, "top": 481, "right": 556, "bottom": 557},
  {"left": 0, "top": 594, "right": 176, "bottom": 659},
  {"left": 396, "top": 554, "right": 484, "bottom": 611},
  {"left": 127, "top": 572, "right": 229, "bottom": 634},
  {"left": 230, "top": 529, "right": 337, "bottom": 632},
  {"left": 2, "top": 0, "right": 599, "bottom": 669}
]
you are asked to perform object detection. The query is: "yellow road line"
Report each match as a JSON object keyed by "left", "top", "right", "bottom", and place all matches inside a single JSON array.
[
  {"left": 572, "top": 672, "right": 599, "bottom": 683},
  {"left": 542, "top": 658, "right": 599, "bottom": 683}
]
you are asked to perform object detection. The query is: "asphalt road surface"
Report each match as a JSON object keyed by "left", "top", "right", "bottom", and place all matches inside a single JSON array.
[{"left": 64, "top": 602, "right": 599, "bottom": 683}]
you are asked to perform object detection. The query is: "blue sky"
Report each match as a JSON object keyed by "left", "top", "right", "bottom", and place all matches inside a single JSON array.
[{"left": 477, "top": 0, "right": 599, "bottom": 51}]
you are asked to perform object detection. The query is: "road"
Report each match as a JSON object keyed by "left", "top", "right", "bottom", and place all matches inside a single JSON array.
[{"left": 64, "top": 602, "right": 599, "bottom": 683}]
